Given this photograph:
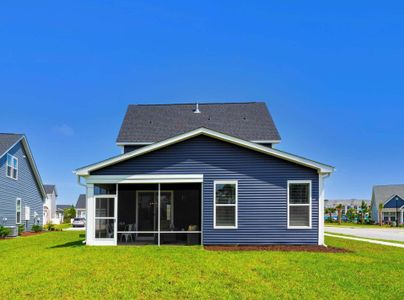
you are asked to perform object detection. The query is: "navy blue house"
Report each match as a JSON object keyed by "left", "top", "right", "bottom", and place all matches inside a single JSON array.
[
  {"left": 75, "top": 103, "right": 334, "bottom": 246},
  {"left": 0, "top": 134, "right": 46, "bottom": 235}
]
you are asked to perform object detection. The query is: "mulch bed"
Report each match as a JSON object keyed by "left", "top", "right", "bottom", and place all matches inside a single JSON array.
[
  {"left": 204, "top": 245, "right": 350, "bottom": 253},
  {"left": 20, "top": 231, "right": 45, "bottom": 237}
]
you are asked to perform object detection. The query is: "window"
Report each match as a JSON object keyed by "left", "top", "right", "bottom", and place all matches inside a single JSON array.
[
  {"left": 214, "top": 181, "right": 237, "bottom": 228},
  {"left": 6, "top": 154, "right": 18, "bottom": 180},
  {"left": 288, "top": 180, "right": 311, "bottom": 228},
  {"left": 16, "top": 198, "right": 21, "bottom": 224}
]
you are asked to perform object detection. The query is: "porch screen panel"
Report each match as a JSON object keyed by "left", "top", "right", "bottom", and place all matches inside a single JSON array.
[{"left": 95, "top": 197, "right": 115, "bottom": 239}]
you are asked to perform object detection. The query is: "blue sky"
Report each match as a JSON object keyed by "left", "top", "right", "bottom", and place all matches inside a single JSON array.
[{"left": 1, "top": 1, "right": 403, "bottom": 204}]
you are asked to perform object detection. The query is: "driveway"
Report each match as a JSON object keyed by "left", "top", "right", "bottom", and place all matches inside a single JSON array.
[{"left": 325, "top": 226, "right": 404, "bottom": 242}]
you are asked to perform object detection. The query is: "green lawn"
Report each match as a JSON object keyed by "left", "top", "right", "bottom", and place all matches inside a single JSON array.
[{"left": 0, "top": 232, "right": 402, "bottom": 299}]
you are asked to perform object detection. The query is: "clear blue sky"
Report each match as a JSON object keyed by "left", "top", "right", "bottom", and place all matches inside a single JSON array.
[{"left": 1, "top": 1, "right": 403, "bottom": 204}]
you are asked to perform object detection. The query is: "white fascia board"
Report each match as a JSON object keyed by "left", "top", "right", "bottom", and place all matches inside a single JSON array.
[
  {"left": 84, "top": 174, "right": 204, "bottom": 184},
  {"left": 75, "top": 127, "right": 334, "bottom": 176}
]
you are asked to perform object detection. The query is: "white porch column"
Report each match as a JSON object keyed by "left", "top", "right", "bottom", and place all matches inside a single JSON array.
[
  {"left": 318, "top": 173, "right": 325, "bottom": 245},
  {"left": 85, "top": 184, "right": 94, "bottom": 245},
  {"left": 400, "top": 210, "right": 403, "bottom": 224}
]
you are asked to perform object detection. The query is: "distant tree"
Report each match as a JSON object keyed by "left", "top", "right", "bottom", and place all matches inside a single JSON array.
[
  {"left": 336, "top": 204, "right": 343, "bottom": 225},
  {"left": 346, "top": 208, "right": 357, "bottom": 223},
  {"left": 64, "top": 206, "right": 76, "bottom": 223},
  {"left": 378, "top": 203, "right": 384, "bottom": 226},
  {"left": 359, "top": 201, "right": 369, "bottom": 224},
  {"left": 325, "top": 207, "right": 336, "bottom": 222}
]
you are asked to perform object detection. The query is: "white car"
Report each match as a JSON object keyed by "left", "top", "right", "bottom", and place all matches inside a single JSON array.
[{"left": 72, "top": 217, "right": 86, "bottom": 228}]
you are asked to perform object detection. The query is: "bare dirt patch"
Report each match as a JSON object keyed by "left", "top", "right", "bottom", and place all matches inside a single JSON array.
[{"left": 204, "top": 245, "right": 350, "bottom": 253}]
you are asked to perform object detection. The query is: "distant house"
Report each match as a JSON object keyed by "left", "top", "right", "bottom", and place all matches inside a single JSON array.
[
  {"left": 43, "top": 184, "right": 58, "bottom": 225},
  {"left": 56, "top": 204, "right": 72, "bottom": 223},
  {"left": 75, "top": 194, "right": 86, "bottom": 218},
  {"left": 74, "top": 102, "right": 334, "bottom": 246},
  {"left": 325, "top": 199, "right": 370, "bottom": 215},
  {"left": 0, "top": 133, "right": 46, "bottom": 235},
  {"left": 371, "top": 185, "right": 404, "bottom": 224}
]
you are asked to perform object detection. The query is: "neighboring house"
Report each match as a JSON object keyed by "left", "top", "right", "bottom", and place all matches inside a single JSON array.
[
  {"left": 56, "top": 204, "right": 72, "bottom": 223},
  {"left": 75, "top": 194, "right": 86, "bottom": 218},
  {"left": 371, "top": 185, "right": 404, "bottom": 224},
  {"left": 0, "top": 133, "right": 46, "bottom": 235},
  {"left": 43, "top": 184, "right": 58, "bottom": 225},
  {"left": 325, "top": 199, "right": 370, "bottom": 215},
  {"left": 75, "top": 102, "right": 334, "bottom": 246}
]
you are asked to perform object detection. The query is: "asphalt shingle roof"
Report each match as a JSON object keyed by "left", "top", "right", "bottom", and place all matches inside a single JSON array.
[
  {"left": 76, "top": 194, "right": 86, "bottom": 209},
  {"left": 372, "top": 184, "right": 404, "bottom": 206},
  {"left": 0, "top": 133, "right": 23, "bottom": 156},
  {"left": 43, "top": 184, "right": 57, "bottom": 195},
  {"left": 116, "top": 102, "right": 281, "bottom": 144}
]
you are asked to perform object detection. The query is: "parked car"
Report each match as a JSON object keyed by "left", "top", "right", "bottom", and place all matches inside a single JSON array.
[{"left": 72, "top": 217, "right": 86, "bottom": 228}]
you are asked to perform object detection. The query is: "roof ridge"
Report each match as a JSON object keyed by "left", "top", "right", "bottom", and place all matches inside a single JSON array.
[{"left": 129, "top": 102, "right": 263, "bottom": 107}]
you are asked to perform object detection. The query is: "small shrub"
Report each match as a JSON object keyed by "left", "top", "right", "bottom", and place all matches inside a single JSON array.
[
  {"left": 45, "top": 222, "right": 55, "bottom": 231},
  {"left": 0, "top": 226, "right": 11, "bottom": 238},
  {"left": 31, "top": 224, "right": 42, "bottom": 232},
  {"left": 18, "top": 224, "right": 25, "bottom": 235}
]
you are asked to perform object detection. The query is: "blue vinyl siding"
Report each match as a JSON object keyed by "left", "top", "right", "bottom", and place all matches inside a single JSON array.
[
  {"left": 92, "top": 136, "right": 319, "bottom": 245},
  {"left": 0, "top": 141, "right": 43, "bottom": 230},
  {"left": 384, "top": 196, "right": 404, "bottom": 208}
]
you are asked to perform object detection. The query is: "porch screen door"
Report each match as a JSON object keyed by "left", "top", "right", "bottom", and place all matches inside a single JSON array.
[{"left": 95, "top": 196, "right": 116, "bottom": 241}]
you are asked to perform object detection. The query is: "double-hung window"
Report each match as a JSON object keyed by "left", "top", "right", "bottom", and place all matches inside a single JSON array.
[
  {"left": 16, "top": 198, "right": 22, "bottom": 224},
  {"left": 214, "top": 181, "right": 238, "bottom": 228},
  {"left": 287, "top": 180, "right": 312, "bottom": 229},
  {"left": 6, "top": 154, "right": 18, "bottom": 180}
]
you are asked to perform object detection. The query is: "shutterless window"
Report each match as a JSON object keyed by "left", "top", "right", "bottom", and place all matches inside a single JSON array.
[
  {"left": 6, "top": 154, "right": 18, "bottom": 180},
  {"left": 288, "top": 181, "right": 311, "bottom": 228},
  {"left": 214, "top": 181, "right": 237, "bottom": 228},
  {"left": 16, "top": 198, "right": 21, "bottom": 224}
]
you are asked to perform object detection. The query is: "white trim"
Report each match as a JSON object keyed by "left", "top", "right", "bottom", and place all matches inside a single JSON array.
[
  {"left": 16, "top": 198, "right": 22, "bottom": 224},
  {"left": 318, "top": 175, "right": 325, "bottom": 245},
  {"left": 94, "top": 194, "right": 117, "bottom": 245},
  {"left": 117, "top": 231, "right": 201, "bottom": 234},
  {"left": 84, "top": 174, "right": 203, "bottom": 184},
  {"left": 75, "top": 128, "right": 334, "bottom": 176},
  {"left": 213, "top": 180, "right": 238, "bottom": 229},
  {"left": 250, "top": 140, "right": 280, "bottom": 144},
  {"left": 287, "top": 180, "right": 312, "bottom": 229},
  {"left": 6, "top": 153, "right": 18, "bottom": 180}
]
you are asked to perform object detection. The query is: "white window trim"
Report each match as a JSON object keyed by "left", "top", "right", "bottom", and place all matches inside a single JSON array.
[
  {"left": 6, "top": 153, "right": 18, "bottom": 180},
  {"left": 287, "top": 180, "right": 312, "bottom": 229},
  {"left": 214, "top": 180, "right": 238, "bottom": 229},
  {"left": 16, "top": 198, "right": 22, "bottom": 224}
]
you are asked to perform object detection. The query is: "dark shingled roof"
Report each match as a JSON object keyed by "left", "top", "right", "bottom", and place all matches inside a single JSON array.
[
  {"left": 76, "top": 194, "right": 86, "bottom": 209},
  {"left": 56, "top": 204, "right": 73, "bottom": 212},
  {"left": 43, "top": 184, "right": 57, "bottom": 195},
  {"left": 116, "top": 102, "right": 281, "bottom": 144},
  {"left": 0, "top": 133, "right": 23, "bottom": 156}
]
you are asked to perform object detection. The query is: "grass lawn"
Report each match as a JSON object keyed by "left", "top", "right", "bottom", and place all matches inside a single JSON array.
[
  {"left": 0, "top": 232, "right": 402, "bottom": 299},
  {"left": 54, "top": 223, "right": 72, "bottom": 230}
]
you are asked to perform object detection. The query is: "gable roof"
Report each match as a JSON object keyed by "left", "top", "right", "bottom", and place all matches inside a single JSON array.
[
  {"left": 116, "top": 102, "right": 281, "bottom": 145},
  {"left": 44, "top": 184, "right": 57, "bottom": 196},
  {"left": 76, "top": 194, "right": 86, "bottom": 209},
  {"left": 0, "top": 133, "right": 46, "bottom": 198},
  {"left": 76, "top": 127, "right": 334, "bottom": 176},
  {"left": 372, "top": 184, "right": 404, "bottom": 207},
  {"left": 0, "top": 133, "right": 24, "bottom": 156}
]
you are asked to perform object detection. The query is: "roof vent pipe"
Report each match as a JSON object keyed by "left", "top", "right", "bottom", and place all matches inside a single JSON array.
[{"left": 193, "top": 103, "right": 201, "bottom": 114}]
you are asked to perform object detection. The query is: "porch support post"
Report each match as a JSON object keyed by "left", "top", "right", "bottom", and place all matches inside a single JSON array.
[
  {"left": 400, "top": 210, "right": 403, "bottom": 224},
  {"left": 158, "top": 183, "right": 161, "bottom": 246}
]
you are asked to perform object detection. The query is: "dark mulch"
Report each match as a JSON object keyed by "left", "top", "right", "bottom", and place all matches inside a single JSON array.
[
  {"left": 204, "top": 245, "right": 350, "bottom": 253},
  {"left": 20, "top": 231, "right": 45, "bottom": 237}
]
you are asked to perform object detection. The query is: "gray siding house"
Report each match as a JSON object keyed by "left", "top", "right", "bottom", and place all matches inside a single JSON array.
[
  {"left": 75, "top": 103, "right": 334, "bottom": 246},
  {"left": 0, "top": 134, "right": 46, "bottom": 234},
  {"left": 75, "top": 194, "right": 86, "bottom": 218},
  {"left": 371, "top": 185, "right": 404, "bottom": 224}
]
